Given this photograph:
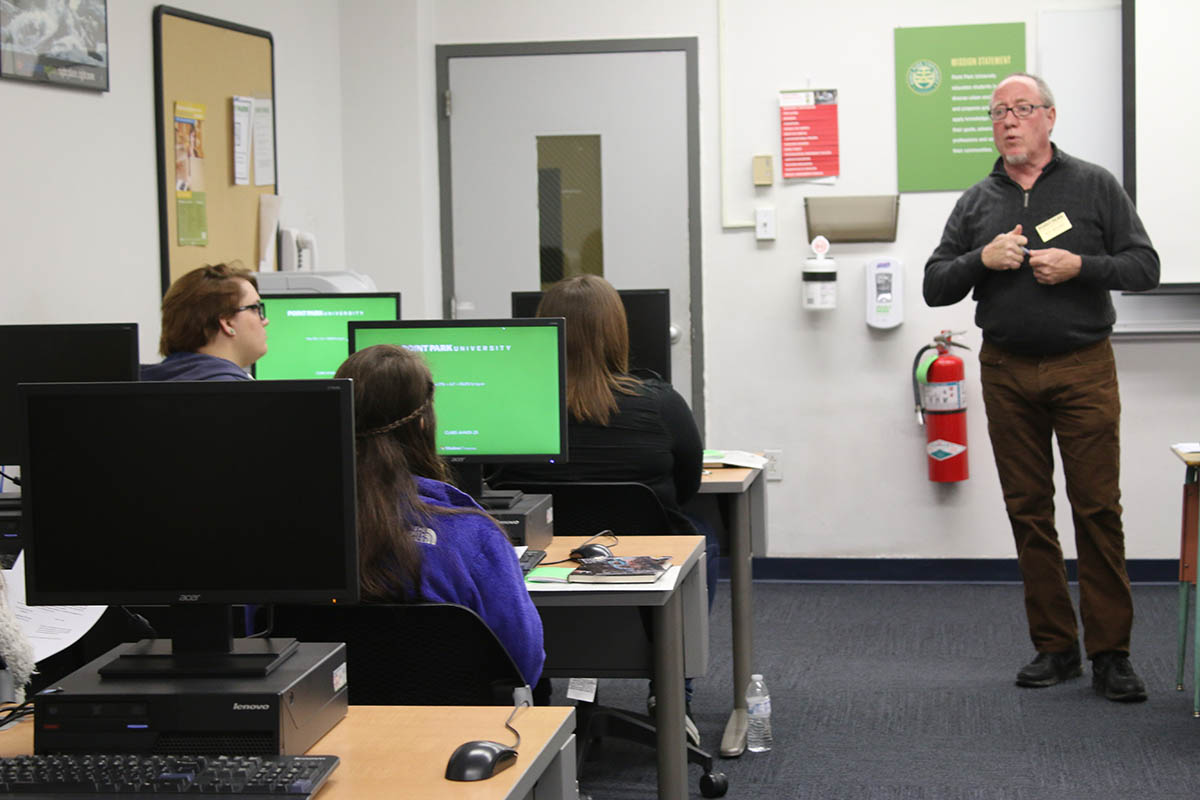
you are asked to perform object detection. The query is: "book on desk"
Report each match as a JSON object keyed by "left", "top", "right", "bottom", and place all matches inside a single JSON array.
[{"left": 567, "top": 555, "right": 671, "bottom": 584}]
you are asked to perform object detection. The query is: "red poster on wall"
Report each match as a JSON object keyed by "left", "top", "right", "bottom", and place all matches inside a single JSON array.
[{"left": 780, "top": 89, "right": 839, "bottom": 179}]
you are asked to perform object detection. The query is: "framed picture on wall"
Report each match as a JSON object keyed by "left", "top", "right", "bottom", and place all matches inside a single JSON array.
[{"left": 0, "top": 0, "right": 110, "bottom": 91}]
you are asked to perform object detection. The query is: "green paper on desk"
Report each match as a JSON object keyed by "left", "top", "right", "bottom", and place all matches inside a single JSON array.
[{"left": 525, "top": 565, "right": 575, "bottom": 583}]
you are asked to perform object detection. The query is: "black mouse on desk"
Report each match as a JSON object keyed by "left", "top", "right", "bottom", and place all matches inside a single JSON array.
[
  {"left": 569, "top": 542, "right": 613, "bottom": 561},
  {"left": 445, "top": 739, "right": 519, "bottom": 781}
]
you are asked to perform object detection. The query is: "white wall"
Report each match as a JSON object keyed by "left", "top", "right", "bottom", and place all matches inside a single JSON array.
[
  {"left": 5, "top": 0, "right": 1195, "bottom": 561},
  {"left": 0, "top": 0, "right": 348, "bottom": 360},
  {"left": 398, "top": 0, "right": 1200, "bottom": 560}
]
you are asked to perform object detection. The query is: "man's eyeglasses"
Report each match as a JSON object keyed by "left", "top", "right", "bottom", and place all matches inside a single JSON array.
[
  {"left": 233, "top": 301, "right": 267, "bottom": 320},
  {"left": 989, "top": 103, "right": 1051, "bottom": 121}
]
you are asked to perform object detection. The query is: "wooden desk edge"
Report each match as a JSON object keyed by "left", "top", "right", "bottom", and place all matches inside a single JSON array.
[
  {"left": 1, "top": 706, "right": 577, "bottom": 800},
  {"left": 1172, "top": 445, "right": 1200, "bottom": 467},
  {"left": 699, "top": 466, "right": 758, "bottom": 493}
]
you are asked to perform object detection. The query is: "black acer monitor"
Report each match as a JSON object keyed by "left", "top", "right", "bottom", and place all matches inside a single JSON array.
[
  {"left": 18, "top": 379, "right": 359, "bottom": 678},
  {"left": 348, "top": 318, "right": 568, "bottom": 507},
  {"left": 253, "top": 292, "right": 400, "bottom": 379},
  {"left": 0, "top": 323, "right": 139, "bottom": 470},
  {"left": 511, "top": 288, "right": 672, "bottom": 381}
]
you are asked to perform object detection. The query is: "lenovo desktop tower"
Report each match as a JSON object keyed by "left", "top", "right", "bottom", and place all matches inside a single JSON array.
[
  {"left": 490, "top": 492, "right": 553, "bottom": 549},
  {"left": 34, "top": 642, "right": 347, "bottom": 756}
]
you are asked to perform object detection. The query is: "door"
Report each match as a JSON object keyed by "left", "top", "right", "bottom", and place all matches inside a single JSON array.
[{"left": 437, "top": 40, "right": 702, "bottom": 425}]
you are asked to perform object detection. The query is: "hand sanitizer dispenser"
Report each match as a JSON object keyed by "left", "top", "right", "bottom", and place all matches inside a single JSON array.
[
  {"left": 865, "top": 258, "right": 903, "bottom": 329},
  {"left": 803, "top": 235, "right": 837, "bottom": 310}
]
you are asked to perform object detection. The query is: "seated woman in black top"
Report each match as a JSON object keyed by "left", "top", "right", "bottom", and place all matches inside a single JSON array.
[
  {"left": 494, "top": 275, "right": 710, "bottom": 744},
  {"left": 496, "top": 274, "right": 703, "bottom": 534}
]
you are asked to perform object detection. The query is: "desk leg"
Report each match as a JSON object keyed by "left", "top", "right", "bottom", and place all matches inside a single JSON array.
[
  {"left": 652, "top": 590, "right": 688, "bottom": 800},
  {"left": 1179, "top": 477, "right": 1197, "bottom": 692},
  {"left": 720, "top": 474, "right": 759, "bottom": 758},
  {"left": 531, "top": 733, "right": 578, "bottom": 800},
  {"left": 1177, "top": 582, "right": 1190, "bottom": 692}
]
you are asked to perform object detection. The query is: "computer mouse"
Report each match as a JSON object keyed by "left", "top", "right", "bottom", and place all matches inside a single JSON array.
[
  {"left": 569, "top": 542, "right": 613, "bottom": 561},
  {"left": 444, "top": 739, "right": 519, "bottom": 781}
]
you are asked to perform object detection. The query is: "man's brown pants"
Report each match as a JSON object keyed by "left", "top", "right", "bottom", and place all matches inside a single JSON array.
[{"left": 980, "top": 338, "right": 1132, "bottom": 658}]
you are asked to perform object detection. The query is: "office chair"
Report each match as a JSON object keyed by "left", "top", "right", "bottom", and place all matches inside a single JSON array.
[
  {"left": 491, "top": 480, "right": 728, "bottom": 797},
  {"left": 270, "top": 602, "right": 531, "bottom": 706}
]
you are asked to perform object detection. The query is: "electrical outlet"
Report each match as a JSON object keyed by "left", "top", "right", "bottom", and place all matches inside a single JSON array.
[{"left": 763, "top": 449, "right": 783, "bottom": 481}]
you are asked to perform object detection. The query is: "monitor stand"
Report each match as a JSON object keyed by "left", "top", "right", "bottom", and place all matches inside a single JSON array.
[
  {"left": 450, "top": 462, "right": 524, "bottom": 510},
  {"left": 98, "top": 604, "right": 298, "bottom": 679}
]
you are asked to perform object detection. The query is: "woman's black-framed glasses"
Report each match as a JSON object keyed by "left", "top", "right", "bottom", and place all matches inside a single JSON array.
[{"left": 233, "top": 301, "right": 267, "bottom": 320}]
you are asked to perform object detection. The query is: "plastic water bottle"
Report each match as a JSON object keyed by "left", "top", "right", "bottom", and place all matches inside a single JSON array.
[{"left": 745, "top": 673, "right": 773, "bottom": 752}]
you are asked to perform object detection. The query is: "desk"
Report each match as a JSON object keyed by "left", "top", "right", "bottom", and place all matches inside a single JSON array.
[
  {"left": 529, "top": 535, "right": 703, "bottom": 800},
  {"left": 1173, "top": 444, "right": 1200, "bottom": 714},
  {"left": 698, "top": 466, "right": 765, "bottom": 757},
  {"left": 0, "top": 705, "right": 578, "bottom": 800}
]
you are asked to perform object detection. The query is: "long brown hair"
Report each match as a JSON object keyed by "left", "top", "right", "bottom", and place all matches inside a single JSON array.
[
  {"left": 538, "top": 275, "right": 640, "bottom": 424},
  {"left": 334, "top": 344, "right": 458, "bottom": 601}
]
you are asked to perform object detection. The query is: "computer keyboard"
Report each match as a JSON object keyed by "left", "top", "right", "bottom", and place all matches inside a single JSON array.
[
  {"left": 518, "top": 548, "right": 546, "bottom": 574},
  {"left": 0, "top": 753, "right": 339, "bottom": 798}
]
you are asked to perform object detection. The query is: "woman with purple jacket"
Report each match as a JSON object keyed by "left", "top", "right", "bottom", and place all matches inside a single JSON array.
[{"left": 334, "top": 344, "right": 544, "bottom": 686}]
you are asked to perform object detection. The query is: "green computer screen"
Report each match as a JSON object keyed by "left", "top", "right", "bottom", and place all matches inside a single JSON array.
[
  {"left": 255, "top": 293, "right": 400, "bottom": 380},
  {"left": 348, "top": 319, "right": 566, "bottom": 461}
]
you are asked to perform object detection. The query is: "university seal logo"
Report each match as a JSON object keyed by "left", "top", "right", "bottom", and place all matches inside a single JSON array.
[{"left": 907, "top": 60, "right": 941, "bottom": 95}]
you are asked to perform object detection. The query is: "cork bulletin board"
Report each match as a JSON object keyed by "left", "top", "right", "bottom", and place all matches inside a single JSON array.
[{"left": 153, "top": 5, "right": 277, "bottom": 294}]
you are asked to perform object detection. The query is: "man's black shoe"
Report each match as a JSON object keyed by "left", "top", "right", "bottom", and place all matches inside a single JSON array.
[
  {"left": 1016, "top": 647, "right": 1083, "bottom": 687},
  {"left": 1092, "top": 651, "right": 1148, "bottom": 702}
]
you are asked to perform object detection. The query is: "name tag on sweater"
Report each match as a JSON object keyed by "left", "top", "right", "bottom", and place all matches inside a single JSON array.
[{"left": 1036, "top": 212, "right": 1072, "bottom": 243}]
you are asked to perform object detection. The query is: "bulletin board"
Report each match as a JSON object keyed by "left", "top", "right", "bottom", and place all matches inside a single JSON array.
[{"left": 153, "top": 5, "right": 277, "bottom": 294}]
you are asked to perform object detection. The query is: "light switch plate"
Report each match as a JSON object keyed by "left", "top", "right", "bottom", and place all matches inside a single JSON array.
[{"left": 752, "top": 154, "right": 774, "bottom": 186}]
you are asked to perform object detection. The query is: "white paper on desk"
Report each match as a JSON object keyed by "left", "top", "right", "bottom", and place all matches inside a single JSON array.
[
  {"left": 712, "top": 450, "right": 768, "bottom": 469},
  {"left": 4, "top": 552, "right": 106, "bottom": 663}
]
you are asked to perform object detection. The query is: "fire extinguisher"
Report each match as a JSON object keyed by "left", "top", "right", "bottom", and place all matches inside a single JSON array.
[{"left": 912, "top": 330, "right": 970, "bottom": 482}]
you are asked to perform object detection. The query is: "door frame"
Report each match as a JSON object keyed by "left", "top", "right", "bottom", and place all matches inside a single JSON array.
[{"left": 435, "top": 38, "right": 704, "bottom": 432}]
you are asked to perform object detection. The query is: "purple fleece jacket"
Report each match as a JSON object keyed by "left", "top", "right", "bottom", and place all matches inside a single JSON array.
[
  {"left": 140, "top": 352, "right": 250, "bottom": 381},
  {"left": 412, "top": 477, "right": 545, "bottom": 685}
]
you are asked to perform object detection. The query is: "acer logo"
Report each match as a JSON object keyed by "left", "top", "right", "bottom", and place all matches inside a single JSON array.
[
  {"left": 232, "top": 703, "right": 271, "bottom": 711},
  {"left": 177, "top": 594, "right": 201, "bottom": 602}
]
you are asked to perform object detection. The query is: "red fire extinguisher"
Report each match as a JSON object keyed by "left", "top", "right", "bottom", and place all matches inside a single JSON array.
[{"left": 912, "top": 330, "right": 970, "bottom": 482}]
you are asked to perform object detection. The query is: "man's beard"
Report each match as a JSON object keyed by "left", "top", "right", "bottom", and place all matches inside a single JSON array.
[{"left": 1003, "top": 152, "right": 1029, "bottom": 166}]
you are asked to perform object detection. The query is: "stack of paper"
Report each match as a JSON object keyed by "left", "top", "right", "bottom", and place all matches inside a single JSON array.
[{"left": 703, "top": 449, "right": 769, "bottom": 469}]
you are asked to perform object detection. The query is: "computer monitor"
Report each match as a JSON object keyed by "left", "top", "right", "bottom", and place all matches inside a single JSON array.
[
  {"left": 348, "top": 318, "right": 568, "bottom": 505},
  {"left": 511, "top": 288, "right": 672, "bottom": 381},
  {"left": 18, "top": 379, "right": 359, "bottom": 677},
  {"left": 253, "top": 292, "right": 400, "bottom": 380},
  {"left": 0, "top": 323, "right": 139, "bottom": 469}
]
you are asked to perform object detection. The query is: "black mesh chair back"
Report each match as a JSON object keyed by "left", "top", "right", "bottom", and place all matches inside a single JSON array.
[
  {"left": 270, "top": 602, "right": 529, "bottom": 706},
  {"left": 491, "top": 480, "right": 672, "bottom": 537}
]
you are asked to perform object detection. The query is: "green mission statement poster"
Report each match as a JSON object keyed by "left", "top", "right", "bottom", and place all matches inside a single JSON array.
[{"left": 895, "top": 23, "right": 1026, "bottom": 192}]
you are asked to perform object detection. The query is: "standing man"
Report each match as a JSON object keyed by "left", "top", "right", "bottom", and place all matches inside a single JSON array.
[
  {"left": 924, "top": 73, "right": 1158, "bottom": 701},
  {"left": 141, "top": 262, "right": 269, "bottom": 381}
]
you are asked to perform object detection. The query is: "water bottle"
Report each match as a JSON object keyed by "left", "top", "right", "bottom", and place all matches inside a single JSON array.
[{"left": 745, "top": 673, "right": 773, "bottom": 752}]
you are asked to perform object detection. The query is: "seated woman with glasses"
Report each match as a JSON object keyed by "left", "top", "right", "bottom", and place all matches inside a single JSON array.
[
  {"left": 333, "top": 344, "right": 545, "bottom": 687},
  {"left": 141, "top": 262, "right": 270, "bottom": 381}
]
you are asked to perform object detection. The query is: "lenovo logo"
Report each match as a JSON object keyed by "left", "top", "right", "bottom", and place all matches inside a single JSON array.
[{"left": 232, "top": 703, "right": 271, "bottom": 711}]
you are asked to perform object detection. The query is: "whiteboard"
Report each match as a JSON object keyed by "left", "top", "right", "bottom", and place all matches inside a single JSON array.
[{"left": 1134, "top": 0, "right": 1200, "bottom": 286}]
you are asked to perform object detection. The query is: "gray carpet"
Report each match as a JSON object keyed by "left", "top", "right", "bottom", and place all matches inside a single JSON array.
[{"left": 555, "top": 580, "right": 1200, "bottom": 798}]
